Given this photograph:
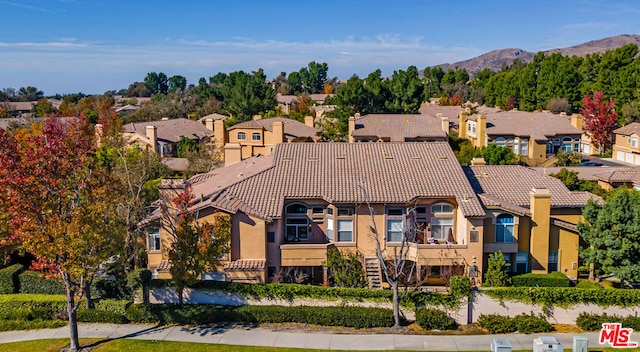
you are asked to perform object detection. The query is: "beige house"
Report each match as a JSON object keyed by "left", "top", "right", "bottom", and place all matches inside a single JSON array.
[
  {"left": 121, "top": 118, "right": 214, "bottom": 157},
  {"left": 612, "top": 122, "right": 640, "bottom": 165},
  {"left": 209, "top": 116, "right": 322, "bottom": 166},
  {"left": 459, "top": 111, "right": 583, "bottom": 163},
  {"left": 147, "top": 142, "right": 598, "bottom": 286},
  {"left": 348, "top": 114, "right": 449, "bottom": 142},
  {"left": 465, "top": 164, "right": 599, "bottom": 278}
]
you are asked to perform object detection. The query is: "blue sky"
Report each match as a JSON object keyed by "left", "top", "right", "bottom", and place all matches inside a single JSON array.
[{"left": 1, "top": 0, "right": 639, "bottom": 95}]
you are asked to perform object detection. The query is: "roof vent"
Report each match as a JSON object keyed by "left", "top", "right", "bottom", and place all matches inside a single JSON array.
[
  {"left": 307, "top": 156, "right": 318, "bottom": 161},
  {"left": 411, "top": 156, "right": 422, "bottom": 160},
  {"left": 438, "top": 156, "right": 447, "bottom": 160},
  {"left": 282, "top": 157, "right": 292, "bottom": 162}
]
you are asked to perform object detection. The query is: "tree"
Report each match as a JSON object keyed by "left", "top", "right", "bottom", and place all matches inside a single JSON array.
[
  {"left": 144, "top": 72, "right": 169, "bottom": 95},
  {"left": 581, "top": 91, "right": 617, "bottom": 154},
  {"left": 126, "top": 82, "right": 152, "bottom": 97},
  {"left": 359, "top": 179, "right": 418, "bottom": 328},
  {"left": 550, "top": 168, "right": 606, "bottom": 197},
  {"left": 385, "top": 66, "right": 424, "bottom": 114},
  {"left": 161, "top": 185, "right": 231, "bottom": 304},
  {"left": 547, "top": 97, "right": 571, "bottom": 114},
  {"left": 0, "top": 117, "right": 123, "bottom": 351},
  {"left": 17, "top": 86, "right": 43, "bottom": 101},
  {"left": 168, "top": 75, "right": 187, "bottom": 92},
  {"left": 578, "top": 188, "right": 640, "bottom": 282},
  {"left": 220, "top": 69, "right": 277, "bottom": 124},
  {"left": 325, "top": 247, "right": 367, "bottom": 288},
  {"left": 483, "top": 144, "right": 516, "bottom": 165},
  {"left": 555, "top": 149, "right": 582, "bottom": 166},
  {"left": 484, "top": 251, "right": 510, "bottom": 287},
  {"left": 34, "top": 98, "right": 57, "bottom": 117}
]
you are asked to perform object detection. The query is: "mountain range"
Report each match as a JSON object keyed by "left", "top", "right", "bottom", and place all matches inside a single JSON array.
[{"left": 439, "top": 34, "right": 640, "bottom": 74}]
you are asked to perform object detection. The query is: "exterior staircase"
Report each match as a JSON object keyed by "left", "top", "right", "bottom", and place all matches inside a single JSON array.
[{"left": 364, "top": 256, "right": 383, "bottom": 290}]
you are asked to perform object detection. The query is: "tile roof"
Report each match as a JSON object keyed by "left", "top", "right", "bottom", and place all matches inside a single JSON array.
[
  {"left": 530, "top": 166, "right": 627, "bottom": 181},
  {"left": 592, "top": 167, "right": 640, "bottom": 183},
  {"left": 210, "top": 142, "right": 485, "bottom": 219},
  {"left": 614, "top": 122, "right": 640, "bottom": 136},
  {"left": 156, "top": 260, "right": 171, "bottom": 272},
  {"left": 223, "top": 259, "right": 266, "bottom": 271},
  {"left": 465, "top": 165, "right": 601, "bottom": 213},
  {"left": 351, "top": 114, "right": 447, "bottom": 141},
  {"left": 122, "top": 118, "right": 214, "bottom": 143},
  {"left": 228, "top": 117, "right": 321, "bottom": 141},
  {"left": 8, "top": 102, "right": 34, "bottom": 111},
  {"left": 468, "top": 111, "right": 582, "bottom": 141},
  {"left": 198, "top": 113, "right": 229, "bottom": 121}
]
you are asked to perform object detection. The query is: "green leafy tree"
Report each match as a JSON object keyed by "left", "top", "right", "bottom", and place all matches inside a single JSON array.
[
  {"left": 168, "top": 75, "right": 187, "bottom": 92},
  {"left": 555, "top": 150, "right": 582, "bottom": 166},
  {"left": 17, "top": 86, "right": 43, "bottom": 101},
  {"left": 484, "top": 251, "right": 511, "bottom": 287},
  {"left": 162, "top": 185, "right": 231, "bottom": 304},
  {"left": 483, "top": 144, "right": 516, "bottom": 165},
  {"left": 578, "top": 188, "right": 640, "bottom": 282},
  {"left": 34, "top": 98, "right": 57, "bottom": 117},
  {"left": 325, "top": 247, "right": 367, "bottom": 288},
  {"left": 220, "top": 69, "right": 277, "bottom": 124},
  {"left": 177, "top": 136, "right": 199, "bottom": 158},
  {"left": 550, "top": 168, "right": 606, "bottom": 197},
  {"left": 144, "top": 72, "right": 169, "bottom": 95},
  {"left": 385, "top": 66, "right": 424, "bottom": 113}
]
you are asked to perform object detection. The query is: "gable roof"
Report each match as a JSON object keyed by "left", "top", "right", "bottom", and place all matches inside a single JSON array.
[
  {"left": 228, "top": 117, "right": 321, "bottom": 141},
  {"left": 465, "top": 165, "right": 600, "bottom": 215},
  {"left": 592, "top": 167, "right": 640, "bottom": 183},
  {"left": 469, "top": 111, "right": 582, "bottom": 141},
  {"left": 198, "top": 113, "right": 229, "bottom": 122},
  {"left": 122, "top": 118, "right": 213, "bottom": 143},
  {"left": 614, "top": 122, "right": 640, "bottom": 136},
  {"left": 208, "top": 142, "right": 485, "bottom": 219},
  {"left": 351, "top": 114, "right": 447, "bottom": 141}
]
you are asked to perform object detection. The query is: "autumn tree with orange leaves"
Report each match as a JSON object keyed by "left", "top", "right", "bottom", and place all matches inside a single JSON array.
[
  {"left": 581, "top": 91, "right": 618, "bottom": 154},
  {"left": 160, "top": 184, "right": 230, "bottom": 305},
  {"left": 0, "top": 117, "right": 123, "bottom": 351}
]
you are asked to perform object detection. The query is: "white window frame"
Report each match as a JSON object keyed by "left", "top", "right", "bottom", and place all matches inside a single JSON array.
[{"left": 148, "top": 227, "right": 161, "bottom": 251}]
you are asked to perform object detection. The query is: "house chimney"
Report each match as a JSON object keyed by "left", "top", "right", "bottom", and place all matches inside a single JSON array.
[
  {"left": 272, "top": 120, "right": 284, "bottom": 144},
  {"left": 253, "top": 114, "right": 262, "bottom": 121},
  {"left": 304, "top": 115, "right": 314, "bottom": 128},
  {"left": 458, "top": 111, "right": 468, "bottom": 139},
  {"left": 213, "top": 120, "right": 226, "bottom": 154},
  {"left": 224, "top": 143, "right": 242, "bottom": 166},
  {"left": 529, "top": 188, "right": 551, "bottom": 274},
  {"left": 470, "top": 157, "right": 486, "bottom": 166},
  {"left": 204, "top": 118, "right": 214, "bottom": 131},
  {"left": 348, "top": 116, "right": 356, "bottom": 143},
  {"left": 145, "top": 125, "right": 158, "bottom": 154},
  {"left": 570, "top": 114, "right": 583, "bottom": 130},
  {"left": 475, "top": 114, "right": 487, "bottom": 149},
  {"left": 441, "top": 116, "right": 449, "bottom": 133}
]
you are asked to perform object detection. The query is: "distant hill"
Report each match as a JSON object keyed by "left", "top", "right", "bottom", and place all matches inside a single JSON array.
[{"left": 439, "top": 34, "right": 640, "bottom": 75}]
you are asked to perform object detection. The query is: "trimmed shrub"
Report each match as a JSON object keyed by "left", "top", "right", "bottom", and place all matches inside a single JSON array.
[
  {"left": 577, "top": 312, "right": 622, "bottom": 331},
  {"left": 511, "top": 272, "right": 571, "bottom": 287},
  {"left": 415, "top": 308, "right": 457, "bottom": 330},
  {"left": 0, "top": 319, "right": 66, "bottom": 332},
  {"left": 512, "top": 313, "right": 553, "bottom": 334},
  {"left": 18, "top": 271, "right": 65, "bottom": 295},
  {"left": 91, "top": 279, "right": 130, "bottom": 301},
  {"left": 125, "top": 304, "right": 159, "bottom": 324},
  {"left": 76, "top": 309, "right": 127, "bottom": 324},
  {"left": 449, "top": 276, "right": 472, "bottom": 299},
  {"left": 0, "top": 264, "right": 24, "bottom": 294},
  {"left": 0, "top": 301, "right": 66, "bottom": 321},
  {"left": 477, "top": 314, "right": 516, "bottom": 334},
  {"left": 95, "top": 299, "right": 131, "bottom": 316}
]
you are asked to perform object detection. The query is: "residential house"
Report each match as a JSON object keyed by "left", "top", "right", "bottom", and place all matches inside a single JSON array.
[
  {"left": 347, "top": 114, "right": 449, "bottom": 142},
  {"left": 121, "top": 118, "right": 214, "bottom": 157},
  {"left": 276, "top": 93, "right": 334, "bottom": 115},
  {"left": 215, "top": 116, "right": 322, "bottom": 166},
  {"left": 612, "top": 122, "right": 640, "bottom": 165},
  {"left": 459, "top": 111, "right": 583, "bottom": 163},
  {"left": 464, "top": 163, "right": 600, "bottom": 277}
]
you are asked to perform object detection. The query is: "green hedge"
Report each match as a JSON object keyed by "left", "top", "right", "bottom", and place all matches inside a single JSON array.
[
  {"left": 478, "top": 313, "right": 552, "bottom": 334},
  {"left": 511, "top": 272, "right": 571, "bottom": 287},
  {"left": 77, "top": 309, "right": 128, "bottom": 324},
  {"left": 576, "top": 312, "right": 640, "bottom": 331},
  {"left": 484, "top": 287, "right": 640, "bottom": 307},
  {"left": 0, "top": 264, "right": 24, "bottom": 294},
  {"left": 415, "top": 308, "right": 457, "bottom": 330},
  {"left": 125, "top": 304, "right": 396, "bottom": 328},
  {"left": 18, "top": 271, "right": 65, "bottom": 295},
  {"left": 149, "top": 280, "right": 462, "bottom": 309}
]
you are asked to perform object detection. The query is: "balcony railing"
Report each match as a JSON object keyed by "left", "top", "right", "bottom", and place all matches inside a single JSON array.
[{"left": 280, "top": 243, "right": 330, "bottom": 266}]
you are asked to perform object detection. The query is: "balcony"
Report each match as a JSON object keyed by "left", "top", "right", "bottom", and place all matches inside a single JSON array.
[
  {"left": 483, "top": 242, "right": 519, "bottom": 254},
  {"left": 280, "top": 243, "right": 330, "bottom": 266}
]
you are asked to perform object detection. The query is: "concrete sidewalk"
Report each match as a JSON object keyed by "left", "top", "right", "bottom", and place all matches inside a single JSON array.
[{"left": 0, "top": 323, "right": 606, "bottom": 350}]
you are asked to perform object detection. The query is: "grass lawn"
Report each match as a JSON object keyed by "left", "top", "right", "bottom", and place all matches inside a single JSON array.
[{"left": 0, "top": 339, "right": 636, "bottom": 352}]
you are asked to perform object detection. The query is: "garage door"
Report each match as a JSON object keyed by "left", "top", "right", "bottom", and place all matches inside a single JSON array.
[{"left": 616, "top": 151, "right": 625, "bottom": 162}]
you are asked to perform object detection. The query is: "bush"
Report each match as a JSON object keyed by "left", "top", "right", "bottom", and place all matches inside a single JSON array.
[
  {"left": 76, "top": 309, "right": 128, "bottom": 324},
  {"left": 0, "top": 264, "right": 24, "bottom": 294},
  {"left": 0, "top": 319, "right": 66, "bottom": 332},
  {"left": 18, "top": 271, "right": 65, "bottom": 295},
  {"left": 477, "top": 314, "right": 516, "bottom": 334},
  {"left": 449, "top": 276, "right": 472, "bottom": 299},
  {"left": 577, "top": 312, "right": 620, "bottom": 331},
  {"left": 512, "top": 313, "right": 553, "bottom": 334},
  {"left": 96, "top": 299, "right": 131, "bottom": 316},
  {"left": 415, "top": 308, "right": 457, "bottom": 330},
  {"left": 511, "top": 272, "right": 571, "bottom": 287},
  {"left": 91, "top": 278, "right": 130, "bottom": 301},
  {"left": 125, "top": 304, "right": 157, "bottom": 324},
  {"left": 127, "top": 268, "right": 152, "bottom": 291},
  {"left": 575, "top": 280, "right": 602, "bottom": 289},
  {"left": 0, "top": 301, "right": 66, "bottom": 321}
]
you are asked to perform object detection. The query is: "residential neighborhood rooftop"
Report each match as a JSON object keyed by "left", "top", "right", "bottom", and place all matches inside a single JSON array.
[
  {"left": 122, "top": 118, "right": 214, "bottom": 143},
  {"left": 468, "top": 111, "right": 582, "bottom": 141},
  {"left": 227, "top": 117, "right": 321, "bottom": 141},
  {"left": 351, "top": 114, "right": 447, "bottom": 141},
  {"left": 613, "top": 122, "right": 640, "bottom": 136}
]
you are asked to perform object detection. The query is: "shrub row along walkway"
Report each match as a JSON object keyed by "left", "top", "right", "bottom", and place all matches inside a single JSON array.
[{"left": 0, "top": 323, "right": 605, "bottom": 351}]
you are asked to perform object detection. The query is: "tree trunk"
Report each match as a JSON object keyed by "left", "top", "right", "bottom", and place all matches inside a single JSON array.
[
  {"left": 84, "top": 279, "right": 93, "bottom": 309},
  {"left": 67, "top": 290, "right": 80, "bottom": 351},
  {"left": 178, "top": 286, "right": 184, "bottom": 305},
  {"left": 391, "top": 281, "right": 400, "bottom": 328}
]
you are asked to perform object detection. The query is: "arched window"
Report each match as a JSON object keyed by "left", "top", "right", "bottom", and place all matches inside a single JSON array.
[
  {"left": 237, "top": 132, "right": 246, "bottom": 140},
  {"left": 496, "top": 214, "right": 514, "bottom": 243},
  {"left": 252, "top": 132, "right": 261, "bottom": 141},
  {"left": 286, "top": 204, "right": 308, "bottom": 241},
  {"left": 431, "top": 203, "right": 454, "bottom": 241}
]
